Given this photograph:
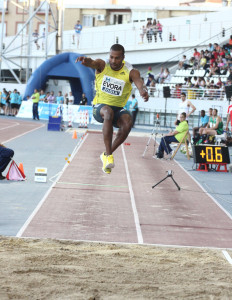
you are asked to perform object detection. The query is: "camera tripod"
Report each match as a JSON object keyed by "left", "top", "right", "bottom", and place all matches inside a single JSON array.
[
  {"left": 152, "top": 170, "right": 180, "bottom": 191},
  {"left": 142, "top": 118, "right": 161, "bottom": 158}
]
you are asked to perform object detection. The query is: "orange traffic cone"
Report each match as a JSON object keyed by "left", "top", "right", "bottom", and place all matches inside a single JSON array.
[
  {"left": 18, "top": 163, "right": 25, "bottom": 175},
  {"left": 72, "top": 130, "right": 77, "bottom": 139}
]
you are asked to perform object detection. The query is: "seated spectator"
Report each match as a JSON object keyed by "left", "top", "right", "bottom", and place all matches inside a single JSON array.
[
  {"left": 193, "top": 48, "right": 201, "bottom": 62},
  {"left": 56, "top": 91, "right": 64, "bottom": 104},
  {"left": 223, "top": 35, "right": 232, "bottom": 50},
  {"left": 155, "top": 112, "right": 189, "bottom": 159},
  {"left": 193, "top": 110, "right": 209, "bottom": 138},
  {"left": 0, "top": 143, "right": 14, "bottom": 180},
  {"left": 161, "top": 68, "right": 171, "bottom": 83},
  {"left": 199, "top": 108, "right": 223, "bottom": 137},
  {"left": 216, "top": 77, "right": 223, "bottom": 88},
  {"left": 178, "top": 55, "right": 189, "bottom": 69},
  {"left": 199, "top": 55, "right": 207, "bottom": 68},
  {"left": 206, "top": 62, "right": 220, "bottom": 77},
  {"left": 208, "top": 43, "right": 214, "bottom": 52},
  {"left": 155, "top": 67, "right": 164, "bottom": 83},
  {"left": 172, "top": 35, "right": 176, "bottom": 41}
]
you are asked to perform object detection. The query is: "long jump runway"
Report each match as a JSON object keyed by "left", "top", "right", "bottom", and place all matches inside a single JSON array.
[{"left": 19, "top": 131, "right": 232, "bottom": 249}]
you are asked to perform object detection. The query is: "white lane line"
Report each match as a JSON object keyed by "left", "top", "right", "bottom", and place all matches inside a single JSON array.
[
  {"left": 121, "top": 144, "right": 143, "bottom": 244},
  {"left": 2, "top": 124, "right": 45, "bottom": 144},
  {"left": 0, "top": 122, "right": 20, "bottom": 130},
  {"left": 175, "top": 160, "right": 232, "bottom": 221},
  {"left": 16, "top": 133, "right": 88, "bottom": 237},
  {"left": 222, "top": 250, "right": 232, "bottom": 265}
]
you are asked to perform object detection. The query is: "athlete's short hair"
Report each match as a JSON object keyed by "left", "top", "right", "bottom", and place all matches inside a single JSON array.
[{"left": 110, "top": 44, "right": 125, "bottom": 56}]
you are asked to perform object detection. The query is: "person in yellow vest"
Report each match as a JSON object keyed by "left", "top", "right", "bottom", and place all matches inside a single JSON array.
[
  {"left": 31, "top": 88, "right": 40, "bottom": 120},
  {"left": 76, "top": 44, "right": 149, "bottom": 174}
]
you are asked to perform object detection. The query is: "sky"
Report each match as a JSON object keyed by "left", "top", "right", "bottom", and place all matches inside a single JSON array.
[{"left": 65, "top": 0, "right": 182, "bottom": 6}]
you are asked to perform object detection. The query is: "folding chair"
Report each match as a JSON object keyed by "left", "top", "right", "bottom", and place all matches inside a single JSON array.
[{"left": 170, "top": 131, "right": 190, "bottom": 160}]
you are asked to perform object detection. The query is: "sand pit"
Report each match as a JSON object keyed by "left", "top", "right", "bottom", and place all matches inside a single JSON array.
[{"left": 0, "top": 236, "right": 232, "bottom": 299}]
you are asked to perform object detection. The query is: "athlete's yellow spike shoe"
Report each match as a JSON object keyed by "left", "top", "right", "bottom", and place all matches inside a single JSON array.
[
  {"left": 105, "top": 154, "right": 115, "bottom": 169},
  {"left": 100, "top": 152, "right": 115, "bottom": 174}
]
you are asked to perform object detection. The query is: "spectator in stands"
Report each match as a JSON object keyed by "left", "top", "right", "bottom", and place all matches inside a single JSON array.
[
  {"left": 208, "top": 43, "right": 214, "bottom": 52},
  {"left": 155, "top": 112, "right": 189, "bottom": 159},
  {"left": 72, "top": 20, "right": 82, "bottom": 48},
  {"left": 193, "top": 48, "right": 201, "bottom": 62},
  {"left": 149, "top": 80, "right": 156, "bottom": 96},
  {"left": 223, "top": 35, "right": 232, "bottom": 50},
  {"left": 47, "top": 91, "right": 55, "bottom": 103},
  {"left": 161, "top": 68, "right": 171, "bottom": 83},
  {"left": 56, "top": 91, "right": 64, "bottom": 104},
  {"left": 146, "top": 66, "right": 155, "bottom": 86},
  {"left": 140, "top": 26, "right": 147, "bottom": 43},
  {"left": 213, "top": 43, "right": 220, "bottom": 51},
  {"left": 216, "top": 77, "right": 223, "bottom": 88},
  {"left": 226, "top": 96, "right": 232, "bottom": 131},
  {"left": 172, "top": 84, "right": 181, "bottom": 98},
  {"left": 32, "top": 29, "right": 40, "bottom": 50},
  {"left": 199, "top": 55, "right": 207, "bottom": 69},
  {"left": 152, "top": 19, "right": 158, "bottom": 43},
  {"left": 146, "top": 75, "right": 155, "bottom": 87},
  {"left": 157, "top": 20, "right": 163, "bottom": 42},
  {"left": 178, "top": 55, "right": 189, "bottom": 69},
  {"left": 172, "top": 35, "right": 176, "bottom": 41},
  {"left": 146, "top": 20, "right": 153, "bottom": 43},
  {"left": 192, "top": 110, "right": 209, "bottom": 138},
  {"left": 200, "top": 108, "right": 223, "bottom": 137},
  {"left": 227, "top": 69, "right": 232, "bottom": 82},
  {"left": 39, "top": 90, "right": 46, "bottom": 101},
  {"left": 156, "top": 67, "right": 164, "bottom": 83}
]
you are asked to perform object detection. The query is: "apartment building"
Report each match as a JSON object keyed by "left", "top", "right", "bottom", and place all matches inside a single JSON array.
[{"left": 0, "top": 1, "right": 220, "bottom": 38}]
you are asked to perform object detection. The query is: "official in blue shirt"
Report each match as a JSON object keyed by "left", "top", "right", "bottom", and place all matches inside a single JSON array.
[
  {"left": 131, "top": 94, "right": 138, "bottom": 127},
  {"left": 193, "top": 109, "right": 209, "bottom": 138},
  {"left": 56, "top": 91, "right": 64, "bottom": 104},
  {"left": 10, "top": 89, "right": 19, "bottom": 116}
]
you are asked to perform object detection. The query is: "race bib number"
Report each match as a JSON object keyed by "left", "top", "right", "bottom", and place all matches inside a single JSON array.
[{"left": 101, "top": 75, "right": 125, "bottom": 96}]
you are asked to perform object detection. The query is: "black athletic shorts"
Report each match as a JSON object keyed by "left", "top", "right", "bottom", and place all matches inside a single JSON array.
[{"left": 93, "top": 104, "right": 131, "bottom": 128}]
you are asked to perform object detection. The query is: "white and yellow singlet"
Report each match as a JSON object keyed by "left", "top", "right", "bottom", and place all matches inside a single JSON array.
[{"left": 93, "top": 60, "right": 133, "bottom": 107}]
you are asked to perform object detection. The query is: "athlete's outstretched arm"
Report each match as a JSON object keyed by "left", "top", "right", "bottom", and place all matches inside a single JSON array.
[
  {"left": 75, "top": 57, "right": 105, "bottom": 72},
  {"left": 130, "top": 69, "right": 149, "bottom": 102}
]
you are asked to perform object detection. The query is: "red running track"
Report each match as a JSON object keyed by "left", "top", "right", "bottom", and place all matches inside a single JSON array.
[{"left": 20, "top": 132, "right": 232, "bottom": 248}]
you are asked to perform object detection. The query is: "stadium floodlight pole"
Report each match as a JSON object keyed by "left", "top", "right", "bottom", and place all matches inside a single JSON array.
[
  {"left": 56, "top": 0, "right": 64, "bottom": 54},
  {"left": 45, "top": 0, "right": 49, "bottom": 60},
  {"left": 0, "top": 0, "right": 7, "bottom": 82},
  {"left": 26, "top": 0, "right": 35, "bottom": 83}
]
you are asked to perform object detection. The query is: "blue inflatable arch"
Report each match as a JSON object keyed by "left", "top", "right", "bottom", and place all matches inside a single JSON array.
[{"left": 24, "top": 52, "right": 95, "bottom": 105}]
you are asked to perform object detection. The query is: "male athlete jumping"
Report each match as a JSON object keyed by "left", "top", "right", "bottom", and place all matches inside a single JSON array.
[{"left": 76, "top": 44, "right": 149, "bottom": 174}]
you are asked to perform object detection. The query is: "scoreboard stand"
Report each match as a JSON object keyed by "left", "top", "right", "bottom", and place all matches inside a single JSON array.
[
  {"left": 193, "top": 145, "right": 230, "bottom": 173},
  {"left": 196, "top": 163, "right": 228, "bottom": 172}
]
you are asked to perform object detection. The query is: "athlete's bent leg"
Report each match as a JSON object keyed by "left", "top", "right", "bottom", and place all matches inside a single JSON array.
[
  {"left": 111, "top": 114, "right": 133, "bottom": 153},
  {"left": 100, "top": 105, "right": 114, "bottom": 155}
]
